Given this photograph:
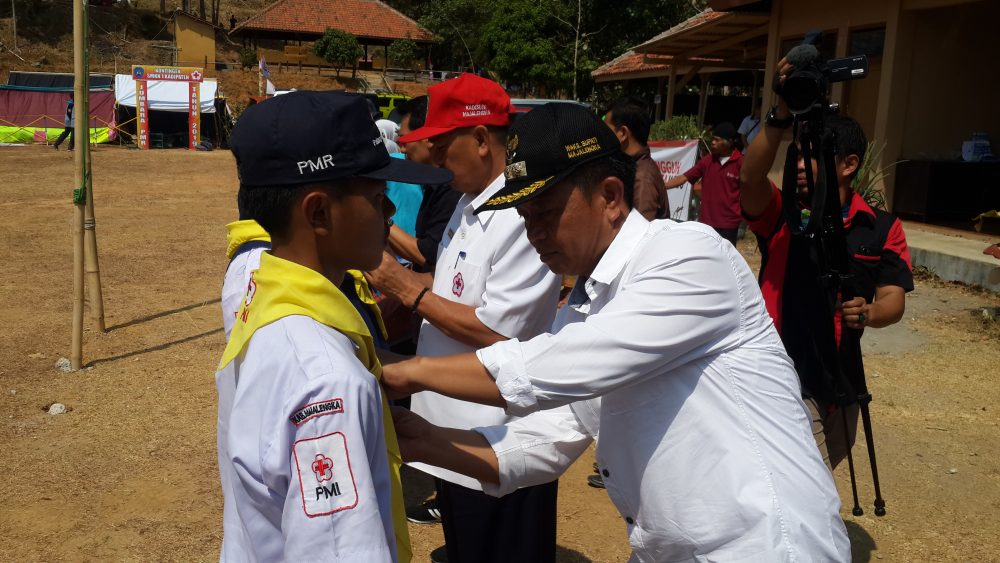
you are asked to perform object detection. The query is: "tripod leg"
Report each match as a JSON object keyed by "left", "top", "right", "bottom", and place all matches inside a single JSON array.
[
  {"left": 858, "top": 398, "right": 887, "bottom": 516},
  {"left": 841, "top": 406, "right": 864, "bottom": 516}
]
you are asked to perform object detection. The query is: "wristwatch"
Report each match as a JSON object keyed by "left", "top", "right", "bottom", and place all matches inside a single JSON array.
[{"left": 765, "top": 106, "right": 794, "bottom": 129}]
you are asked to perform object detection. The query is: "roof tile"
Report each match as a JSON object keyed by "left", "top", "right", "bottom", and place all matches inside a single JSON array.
[{"left": 234, "top": 0, "right": 435, "bottom": 42}]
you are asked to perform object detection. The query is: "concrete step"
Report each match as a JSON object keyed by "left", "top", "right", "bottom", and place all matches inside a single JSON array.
[{"left": 903, "top": 221, "right": 1000, "bottom": 292}]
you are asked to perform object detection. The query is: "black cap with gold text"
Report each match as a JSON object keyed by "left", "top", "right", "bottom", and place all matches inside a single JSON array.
[{"left": 475, "top": 102, "right": 621, "bottom": 212}]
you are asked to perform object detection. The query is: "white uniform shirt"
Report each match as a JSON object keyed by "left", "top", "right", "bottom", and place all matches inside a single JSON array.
[
  {"left": 476, "top": 211, "right": 851, "bottom": 562},
  {"left": 216, "top": 317, "right": 397, "bottom": 562},
  {"left": 222, "top": 246, "right": 266, "bottom": 339},
  {"left": 410, "top": 173, "right": 561, "bottom": 489}
]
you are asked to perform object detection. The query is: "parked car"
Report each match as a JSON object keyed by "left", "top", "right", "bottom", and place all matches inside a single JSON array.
[{"left": 510, "top": 98, "right": 592, "bottom": 114}]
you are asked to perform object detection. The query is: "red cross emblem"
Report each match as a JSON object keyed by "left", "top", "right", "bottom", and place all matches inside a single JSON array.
[
  {"left": 191, "top": 70, "right": 202, "bottom": 81},
  {"left": 452, "top": 272, "right": 465, "bottom": 297},
  {"left": 311, "top": 454, "right": 334, "bottom": 482},
  {"left": 240, "top": 274, "right": 258, "bottom": 323}
]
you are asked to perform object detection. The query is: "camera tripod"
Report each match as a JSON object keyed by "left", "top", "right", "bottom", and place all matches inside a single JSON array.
[{"left": 779, "top": 104, "right": 887, "bottom": 518}]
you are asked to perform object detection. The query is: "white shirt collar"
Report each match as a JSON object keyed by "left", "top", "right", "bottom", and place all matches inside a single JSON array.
[
  {"left": 569, "top": 210, "right": 650, "bottom": 313},
  {"left": 464, "top": 173, "right": 506, "bottom": 226}
]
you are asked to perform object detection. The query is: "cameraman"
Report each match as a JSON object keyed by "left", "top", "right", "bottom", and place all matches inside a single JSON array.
[{"left": 739, "top": 57, "right": 914, "bottom": 470}]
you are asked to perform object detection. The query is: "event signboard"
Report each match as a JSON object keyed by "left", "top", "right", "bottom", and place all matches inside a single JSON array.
[
  {"left": 188, "top": 82, "right": 200, "bottom": 150},
  {"left": 131, "top": 65, "right": 204, "bottom": 150},
  {"left": 131, "top": 65, "right": 204, "bottom": 83},
  {"left": 649, "top": 140, "right": 699, "bottom": 221},
  {"left": 135, "top": 79, "right": 149, "bottom": 150}
]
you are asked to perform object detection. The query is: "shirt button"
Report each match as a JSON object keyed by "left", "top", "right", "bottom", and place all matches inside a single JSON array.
[
  {"left": 602, "top": 469, "right": 610, "bottom": 477},
  {"left": 625, "top": 517, "right": 635, "bottom": 525}
]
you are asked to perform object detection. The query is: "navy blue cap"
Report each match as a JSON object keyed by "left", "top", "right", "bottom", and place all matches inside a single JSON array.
[
  {"left": 476, "top": 102, "right": 621, "bottom": 212},
  {"left": 231, "top": 91, "right": 453, "bottom": 187}
]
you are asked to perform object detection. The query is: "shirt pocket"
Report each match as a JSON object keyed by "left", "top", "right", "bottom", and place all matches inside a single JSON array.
[{"left": 444, "top": 258, "right": 484, "bottom": 307}]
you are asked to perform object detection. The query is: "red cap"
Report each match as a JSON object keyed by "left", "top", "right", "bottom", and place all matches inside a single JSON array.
[{"left": 398, "top": 73, "right": 512, "bottom": 143}]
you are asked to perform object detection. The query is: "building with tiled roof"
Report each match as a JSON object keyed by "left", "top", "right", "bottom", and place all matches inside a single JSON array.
[
  {"left": 591, "top": 51, "right": 674, "bottom": 82},
  {"left": 705, "top": 0, "right": 1000, "bottom": 222},
  {"left": 231, "top": 0, "right": 435, "bottom": 43}
]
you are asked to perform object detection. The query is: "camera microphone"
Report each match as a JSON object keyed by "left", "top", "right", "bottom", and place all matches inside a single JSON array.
[{"left": 785, "top": 44, "right": 819, "bottom": 67}]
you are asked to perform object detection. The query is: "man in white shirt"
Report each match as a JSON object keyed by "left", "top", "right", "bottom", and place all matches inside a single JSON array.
[
  {"left": 365, "top": 74, "right": 561, "bottom": 563},
  {"left": 216, "top": 91, "right": 452, "bottom": 562},
  {"left": 382, "top": 103, "right": 852, "bottom": 562}
]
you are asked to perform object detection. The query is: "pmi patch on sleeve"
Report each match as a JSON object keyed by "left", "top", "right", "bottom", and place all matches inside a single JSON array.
[
  {"left": 292, "top": 431, "right": 359, "bottom": 517},
  {"left": 289, "top": 398, "right": 344, "bottom": 426}
]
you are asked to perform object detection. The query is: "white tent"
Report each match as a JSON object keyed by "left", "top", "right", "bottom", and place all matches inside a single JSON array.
[{"left": 114, "top": 74, "right": 217, "bottom": 113}]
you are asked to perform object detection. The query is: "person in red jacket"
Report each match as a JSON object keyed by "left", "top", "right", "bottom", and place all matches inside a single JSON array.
[{"left": 665, "top": 122, "right": 743, "bottom": 245}]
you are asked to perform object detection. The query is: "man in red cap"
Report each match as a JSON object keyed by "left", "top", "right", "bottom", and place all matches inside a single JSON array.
[{"left": 366, "top": 74, "right": 561, "bottom": 563}]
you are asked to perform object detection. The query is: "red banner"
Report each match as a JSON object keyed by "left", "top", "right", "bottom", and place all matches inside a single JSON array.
[
  {"left": 188, "top": 82, "right": 200, "bottom": 150},
  {"left": 135, "top": 79, "right": 149, "bottom": 150},
  {"left": 648, "top": 140, "right": 699, "bottom": 221}
]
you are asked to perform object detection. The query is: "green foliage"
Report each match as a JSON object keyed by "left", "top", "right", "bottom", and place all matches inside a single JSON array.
[
  {"left": 239, "top": 47, "right": 257, "bottom": 70},
  {"left": 313, "top": 28, "right": 362, "bottom": 75},
  {"left": 391, "top": 0, "right": 698, "bottom": 98},
  {"left": 417, "top": 0, "right": 494, "bottom": 70},
  {"left": 388, "top": 37, "right": 420, "bottom": 70},
  {"left": 479, "top": 0, "right": 573, "bottom": 91},
  {"left": 650, "top": 115, "right": 706, "bottom": 142},
  {"left": 851, "top": 141, "right": 898, "bottom": 211}
]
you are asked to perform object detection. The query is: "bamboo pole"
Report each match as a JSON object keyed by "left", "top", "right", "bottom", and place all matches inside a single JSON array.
[
  {"left": 81, "top": 0, "right": 105, "bottom": 333},
  {"left": 71, "top": 0, "right": 87, "bottom": 370},
  {"left": 84, "top": 148, "right": 106, "bottom": 332}
]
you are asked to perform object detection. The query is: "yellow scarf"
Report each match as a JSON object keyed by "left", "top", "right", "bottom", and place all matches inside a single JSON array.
[
  {"left": 219, "top": 252, "right": 411, "bottom": 563},
  {"left": 225, "top": 220, "right": 387, "bottom": 341},
  {"left": 225, "top": 219, "right": 272, "bottom": 260}
]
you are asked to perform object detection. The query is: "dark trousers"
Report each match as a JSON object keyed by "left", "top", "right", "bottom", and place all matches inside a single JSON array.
[
  {"left": 436, "top": 478, "right": 558, "bottom": 563},
  {"left": 54, "top": 127, "right": 75, "bottom": 150},
  {"left": 713, "top": 226, "right": 739, "bottom": 246}
]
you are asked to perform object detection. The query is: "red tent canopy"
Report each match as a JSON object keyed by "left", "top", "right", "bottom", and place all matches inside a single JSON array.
[{"left": 0, "top": 90, "right": 116, "bottom": 129}]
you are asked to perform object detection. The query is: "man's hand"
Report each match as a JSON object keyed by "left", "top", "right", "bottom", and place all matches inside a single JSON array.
[
  {"left": 840, "top": 286, "right": 906, "bottom": 330},
  {"left": 389, "top": 406, "right": 501, "bottom": 483},
  {"left": 390, "top": 406, "right": 433, "bottom": 462},
  {"left": 381, "top": 359, "right": 424, "bottom": 399},
  {"left": 840, "top": 296, "right": 870, "bottom": 330},
  {"left": 365, "top": 251, "right": 425, "bottom": 307}
]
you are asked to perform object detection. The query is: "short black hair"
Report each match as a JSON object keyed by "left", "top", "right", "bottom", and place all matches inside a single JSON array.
[
  {"left": 567, "top": 151, "right": 636, "bottom": 209},
  {"left": 607, "top": 97, "right": 652, "bottom": 146},
  {"left": 399, "top": 95, "right": 428, "bottom": 130},
  {"left": 237, "top": 183, "right": 307, "bottom": 239},
  {"left": 237, "top": 181, "right": 349, "bottom": 239},
  {"left": 827, "top": 115, "right": 867, "bottom": 166}
]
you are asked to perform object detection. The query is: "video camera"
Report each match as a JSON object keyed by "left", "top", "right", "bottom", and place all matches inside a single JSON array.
[
  {"left": 777, "top": 33, "right": 869, "bottom": 115},
  {"left": 774, "top": 32, "right": 887, "bottom": 519}
]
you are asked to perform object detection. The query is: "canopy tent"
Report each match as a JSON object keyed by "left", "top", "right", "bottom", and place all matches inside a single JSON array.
[
  {"left": 114, "top": 74, "right": 218, "bottom": 113},
  {"left": 114, "top": 73, "right": 227, "bottom": 148},
  {"left": 0, "top": 72, "right": 116, "bottom": 144}
]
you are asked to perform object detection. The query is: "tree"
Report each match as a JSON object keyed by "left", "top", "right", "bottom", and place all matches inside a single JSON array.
[
  {"left": 417, "top": 0, "right": 494, "bottom": 72},
  {"left": 388, "top": 36, "right": 420, "bottom": 79},
  {"left": 479, "top": 0, "right": 574, "bottom": 95},
  {"left": 313, "top": 28, "right": 363, "bottom": 78}
]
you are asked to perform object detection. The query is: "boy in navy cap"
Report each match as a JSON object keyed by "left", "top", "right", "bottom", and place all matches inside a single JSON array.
[{"left": 216, "top": 91, "right": 451, "bottom": 562}]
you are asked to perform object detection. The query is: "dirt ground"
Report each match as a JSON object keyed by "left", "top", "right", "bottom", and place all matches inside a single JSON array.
[{"left": 1, "top": 145, "right": 998, "bottom": 562}]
